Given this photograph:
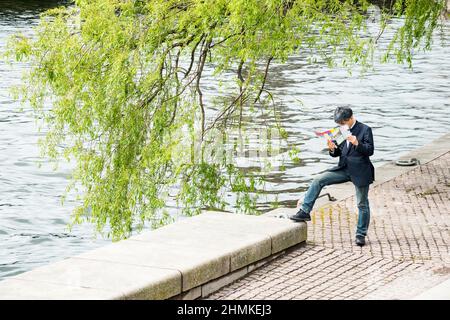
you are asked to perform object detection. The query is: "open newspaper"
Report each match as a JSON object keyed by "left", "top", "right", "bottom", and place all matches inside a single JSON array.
[{"left": 314, "top": 125, "right": 350, "bottom": 145}]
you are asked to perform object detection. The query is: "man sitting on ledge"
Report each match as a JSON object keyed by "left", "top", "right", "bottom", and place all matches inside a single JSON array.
[{"left": 290, "top": 106, "right": 375, "bottom": 247}]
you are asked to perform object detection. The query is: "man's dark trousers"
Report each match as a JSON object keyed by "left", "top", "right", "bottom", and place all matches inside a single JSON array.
[{"left": 300, "top": 168, "right": 370, "bottom": 237}]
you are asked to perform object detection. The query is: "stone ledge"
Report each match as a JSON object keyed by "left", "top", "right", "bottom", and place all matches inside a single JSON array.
[
  {"left": 171, "top": 247, "right": 289, "bottom": 300},
  {"left": 0, "top": 211, "right": 306, "bottom": 300}
]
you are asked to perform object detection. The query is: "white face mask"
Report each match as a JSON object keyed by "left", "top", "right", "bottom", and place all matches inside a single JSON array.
[{"left": 339, "top": 124, "right": 350, "bottom": 138}]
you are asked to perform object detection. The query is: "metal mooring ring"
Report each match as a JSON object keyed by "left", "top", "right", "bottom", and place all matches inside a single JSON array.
[{"left": 395, "top": 158, "right": 420, "bottom": 166}]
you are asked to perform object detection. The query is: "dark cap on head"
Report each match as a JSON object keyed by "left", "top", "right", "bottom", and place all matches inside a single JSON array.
[{"left": 334, "top": 106, "right": 353, "bottom": 123}]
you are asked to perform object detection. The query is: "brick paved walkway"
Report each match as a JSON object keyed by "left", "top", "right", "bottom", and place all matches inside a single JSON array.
[{"left": 204, "top": 152, "right": 450, "bottom": 300}]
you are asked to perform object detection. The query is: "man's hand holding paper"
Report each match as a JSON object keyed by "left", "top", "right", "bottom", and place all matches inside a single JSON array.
[
  {"left": 327, "top": 139, "right": 337, "bottom": 151},
  {"left": 339, "top": 124, "right": 358, "bottom": 146},
  {"left": 347, "top": 134, "right": 359, "bottom": 146}
]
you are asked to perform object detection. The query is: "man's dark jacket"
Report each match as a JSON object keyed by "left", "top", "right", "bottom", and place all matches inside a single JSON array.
[{"left": 328, "top": 120, "right": 375, "bottom": 187}]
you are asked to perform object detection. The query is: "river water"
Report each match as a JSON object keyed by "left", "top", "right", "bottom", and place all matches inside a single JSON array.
[{"left": 0, "top": 1, "right": 449, "bottom": 280}]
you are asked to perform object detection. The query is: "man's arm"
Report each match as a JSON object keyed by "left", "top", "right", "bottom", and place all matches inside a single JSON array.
[
  {"left": 328, "top": 140, "right": 341, "bottom": 157},
  {"left": 355, "top": 127, "right": 374, "bottom": 156}
]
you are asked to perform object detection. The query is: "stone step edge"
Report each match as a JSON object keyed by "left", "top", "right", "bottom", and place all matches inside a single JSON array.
[{"left": 171, "top": 242, "right": 307, "bottom": 300}]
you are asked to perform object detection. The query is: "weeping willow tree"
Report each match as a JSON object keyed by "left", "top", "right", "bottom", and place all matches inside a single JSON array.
[{"left": 5, "top": 0, "right": 447, "bottom": 240}]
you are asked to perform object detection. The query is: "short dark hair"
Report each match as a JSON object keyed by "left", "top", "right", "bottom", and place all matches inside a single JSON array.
[{"left": 334, "top": 106, "right": 353, "bottom": 123}]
